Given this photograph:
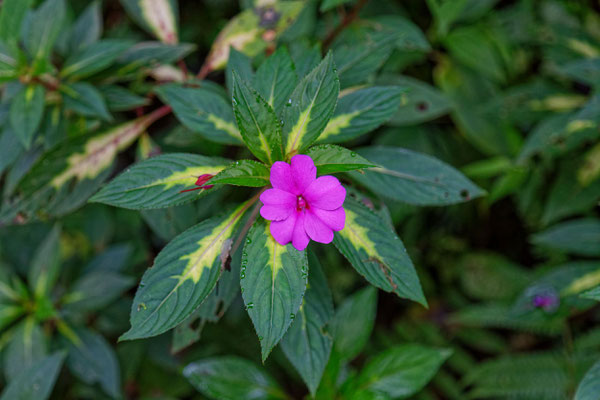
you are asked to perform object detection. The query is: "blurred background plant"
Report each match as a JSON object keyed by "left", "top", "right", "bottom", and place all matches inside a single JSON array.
[{"left": 0, "top": 0, "right": 599, "bottom": 399}]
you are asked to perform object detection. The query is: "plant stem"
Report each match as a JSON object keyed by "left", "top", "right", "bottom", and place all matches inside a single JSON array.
[{"left": 322, "top": 0, "right": 369, "bottom": 50}]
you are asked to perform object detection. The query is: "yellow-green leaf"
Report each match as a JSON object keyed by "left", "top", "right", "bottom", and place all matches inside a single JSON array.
[
  {"left": 241, "top": 220, "right": 308, "bottom": 361},
  {"left": 120, "top": 202, "right": 251, "bottom": 340},
  {"left": 91, "top": 153, "right": 228, "bottom": 209},
  {"left": 333, "top": 197, "right": 426, "bottom": 306}
]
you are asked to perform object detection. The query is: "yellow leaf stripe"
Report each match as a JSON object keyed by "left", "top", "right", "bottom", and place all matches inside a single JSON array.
[
  {"left": 178, "top": 202, "right": 249, "bottom": 284},
  {"left": 338, "top": 209, "right": 378, "bottom": 257},
  {"left": 563, "top": 269, "right": 600, "bottom": 296},
  {"left": 51, "top": 115, "right": 156, "bottom": 188}
]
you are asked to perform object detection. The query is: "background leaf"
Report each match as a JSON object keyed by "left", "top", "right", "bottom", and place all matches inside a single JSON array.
[{"left": 351, "top": 146, "right": 485, "bottom": 205}]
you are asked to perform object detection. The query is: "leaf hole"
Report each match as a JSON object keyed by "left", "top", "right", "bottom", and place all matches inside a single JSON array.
[{"left": 416, "top": 102, "right": 428, "bottom": 112}]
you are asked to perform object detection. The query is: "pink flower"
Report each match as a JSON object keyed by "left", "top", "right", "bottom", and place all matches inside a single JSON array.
[{"left": 260, "top": 155, "right": 346, "bottom": 251}]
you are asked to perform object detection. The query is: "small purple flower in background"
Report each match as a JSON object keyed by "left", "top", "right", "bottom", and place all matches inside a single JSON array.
[
  {"left": 531, "top": 287, "right": 560, "bottom": 312},
  {"left": 260, "top": 155, "right": 346, "bottom": 251}
]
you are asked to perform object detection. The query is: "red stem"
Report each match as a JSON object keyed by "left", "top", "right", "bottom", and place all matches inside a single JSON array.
[{"left": 322, "top": 0, "right": 369, "bottom": 50}]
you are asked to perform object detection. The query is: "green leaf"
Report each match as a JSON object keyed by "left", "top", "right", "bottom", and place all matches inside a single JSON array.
[
  {"left": 61, "top": 39, "right": 133, "bottom": 80},
  {"left": 64, "top": 329, "right": 121, "bottom": 399},
  {"left": 333, "top": 197, "right": 426, "bottom": 305},
  {"left": 61, "top": 82, "right": 112, "bottom": 121},
  {"left": 24, "top": 0, "right": 66, "bottom": 70},
  {"left": 204, "top": 2, "right": 304, "bottom": 71},
  {"left": 331, "top": 286, "right": 377, "bottom": 361},
  {"left": 2, "top": 318, "right": 47, "bottom": 382},
  {"left": 305, "top": 144, "right": 375, "bottom": 175},
  {"left": 209, "top": 160, "right": 270, "bottom": 187},
  {"left": 541, "top": 160, "right": 600, "bottom": 225},
  {"left": 532, "top": 218, "right": 600, "bottom": 257},
  {"left": 575, "top": 359, "right": 600, "bottom": 400},
  {"left": 349, "top": 345, "right": 452, "bottom": 399},
  {"left": 226, "top": 47, "right": 253, "bottom": 95},
  {"left": 62, "top": 271, "right": 134, "bottom": 313},
  {"left": 444, "top": 25, "right": 506, "bottom": 83},
  {"left": 66, "top": 1, "right": 102, "bottom": 54},
  {"left": 0, "top": 0, "right": 34, "bottom": 44},
  {"left": 184, "top": 356, "right": 287, "bottom": 400},
  {"left": 241, "top": 220, "right": 308, "bottom": 361},
  {"left": 370, "top": 16, "right": 431, "bottom": 52},
  {"left": 581, "top": 286, "right": 600, "bottom": 302},
  {"left": 380, "top": 75, "right": 452, "bottom": 126},
  {"left": 9, "top": 84, "right": 45, "bottom": 149},
  {"left": 90, "top": 153, "right": 228, "bottom": 210},
  {"left": 99, "top": 85, "right": 150, "bottom": 112},
  {"left": 281, "top": 252, "right": 334, "bottom": 396},
  {"left": 351, "top": 146, "right": 485, "bottom": 205},
  {"left": 120, "top": 202, "right": 251, "bottom": 340},
  {"left": 317, "top": 86, "right": 405, "bottom": 143},
  {"left": 0, "top": 352, "right": 65, "bottom": 400},
  {"left": 118, "top": 41, "right": 194, "bottom": 66},
  {"left": 320, "top": 0, "right": 353, "bottom": 12},
  {"left": 232, "top": 71, "right": 284, "bottom": 163},
  {"left": 120, "top": 0, "right": 179, "bottom": 44},
  {"left": 333, "top": 31, "right": 397, "bottom": 88},
  {"left": 283, "top": 52, "right": 340, "bottom": 154},
  {"left": 254, "top": 46, "right": 298, "bottom": 114},
  {"left": 1, "top": 114, "right": 158, "bottom": 223},
  {"left": 0, "top": 127, "right": 23, "bottom": 175},
  {"left": 0, "top": 305, "right": 25, "bottom": 332},
  {"left": 0, "top": 42, "right": 18, "bottom": 83},
  {"left": 155, "top": 84, "right": 242, "bottom": 145},
  {"left": 28, "top": 225, "right": 61, "bottom": 298}
]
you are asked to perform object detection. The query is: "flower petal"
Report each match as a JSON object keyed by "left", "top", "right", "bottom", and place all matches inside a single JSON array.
[
  {"left": 304, "top": 210, "right": 334, "bottom": 244},
  {"left": 270, "top": 212, "right": 297, "bottom": 246},
  {"left": 260, "top": 188, "right": 296, "bottom": 206},
  {"left": 311, "top": 207, "right": 345, "bottom": 231},
  {"left": 260, "top": 204, "right": 293, "bottom": 221},
  {"left": 270, "top": 161, "right": 297, "bottom": 194},
  {"left": 303, "top": 176, "right": 346, "bottom": 210},
  {"left": 291, "top": 154, "right": 316, "bottom": 194},
  {"left": 292, "top": 212, "right": 310, "bottom": 251}
]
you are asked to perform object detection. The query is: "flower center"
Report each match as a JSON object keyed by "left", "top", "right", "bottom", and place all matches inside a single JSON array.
[{"left": 296, "top": 195, "right": 309, "bottom": 212}]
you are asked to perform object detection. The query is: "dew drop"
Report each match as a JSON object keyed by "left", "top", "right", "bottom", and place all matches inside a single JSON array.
[
  {"left": 280, "top": 119, "right": 285, "bottom": 126},
  {"left": 290, "top": 313, "right": 295, "bottom": 320},
  {"left": 246, "top": 237, "right": 252, "bottom": 244},
  {"left": 232, "top": 97, "right": 238, "bottom": 105},
  {"left": 258, "top": 336, "right": 263, "bottom": 341},
  {"left": 286, "top": 98, "right": 292, "bottom": 106},
  {"left": 350, "top": 152, "right": 356, "bottom": 157}
]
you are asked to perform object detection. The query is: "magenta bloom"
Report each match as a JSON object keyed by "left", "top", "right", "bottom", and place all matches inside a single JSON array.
[{"left": 260, "top": 155, "right": 346, "bottom": 251}]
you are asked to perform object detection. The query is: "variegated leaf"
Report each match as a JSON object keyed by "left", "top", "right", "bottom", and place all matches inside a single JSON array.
[
  {"left": 209, "top": 160, "right": 270, "bottom": 187},
  {"left": 317, "top": 86, "right": 405, "bottom": 143},
  {"left": 155, "top": 84, "right": 242, "bottom": 145},
  {"left": 283, "top": 52, "right": 339, "bottom": 155},
  {"left": 253, "top": 46, "right": 298, "bottom": 114},
  {"left": 120, "top": 0, "right": 179, "bottom": 44},
  {"left": 204, "top": 2, "right": 304, "bottom": 72},
  {"left": 241, "top": 220, "right": 308, "bottom": 361},
  {"left": 281, "top": 252, "right": 333, "bottom": 396},
  {"left": 90, "top": 153, "right": 228, "bottom": 209},
  {"left": 232, "top": 71, "right": 283, "bottom": 164},
  {"left": 120, "top": 202, "right": 251, "bottom": 340},
  {"left": 0, "top": 113, "right": 162, "bottom": 223},
  {"left": 305, "top": 144, "right": 375, "bottom": 175},
  {"left": 333, "top": 197, "right": 426, "bottom": 306}
]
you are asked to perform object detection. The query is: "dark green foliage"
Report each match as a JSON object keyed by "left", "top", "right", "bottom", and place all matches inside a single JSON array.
[{"left": 0, "top": 0, "right": 599, "bottom": 399}]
